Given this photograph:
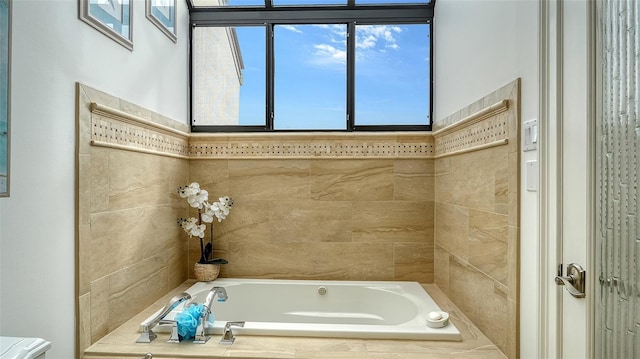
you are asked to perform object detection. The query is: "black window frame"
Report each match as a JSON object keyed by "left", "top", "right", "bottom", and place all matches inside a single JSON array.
[{"left": 187, "top": 0, "right": 435, "bottom": 132}]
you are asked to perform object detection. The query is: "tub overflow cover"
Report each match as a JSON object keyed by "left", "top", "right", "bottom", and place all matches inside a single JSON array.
[{"left": 318, "top": 286, "right": 327, "bottom": 295}]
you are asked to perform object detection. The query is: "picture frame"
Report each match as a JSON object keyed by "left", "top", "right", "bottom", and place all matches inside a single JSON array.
[
  {"left": 0, "top": 0, "right": 10, "bottom": 197},
  {"left": 79, "top": 0, "right": 133, "bottom": 51},
  {"left": 146, "top": 0, "right": 177, "bottom": 43}
]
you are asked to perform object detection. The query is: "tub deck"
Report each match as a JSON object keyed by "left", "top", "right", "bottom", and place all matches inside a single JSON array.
[{"left": 83, "top": 281, "right": 507, "bottom": 359}]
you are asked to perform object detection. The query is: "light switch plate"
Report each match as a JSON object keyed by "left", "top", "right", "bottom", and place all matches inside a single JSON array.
[
  {"left": 523, "top": 119, "right": 538, "bottom": 152},
  {"left": 526, "top": 160, "right": 538, "bottom": 192}
]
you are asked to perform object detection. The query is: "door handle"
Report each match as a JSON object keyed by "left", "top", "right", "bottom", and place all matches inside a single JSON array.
[{"left": 555, "top": 263, "right": 586, "bottom": 298}]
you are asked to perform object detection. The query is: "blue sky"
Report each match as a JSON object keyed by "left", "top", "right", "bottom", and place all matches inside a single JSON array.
[{"left": 235, "top": 23, "right": 430, "bottom": 129}]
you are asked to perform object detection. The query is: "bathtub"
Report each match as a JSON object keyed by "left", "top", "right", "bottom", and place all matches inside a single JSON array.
[{"left": 141, "top": 278, "right": 461, "bottom": 341}]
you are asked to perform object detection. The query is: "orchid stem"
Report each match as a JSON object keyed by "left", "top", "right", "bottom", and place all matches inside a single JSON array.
[
  {"left": 198, "top": 209, "right": 206, "bottom": 263},
  {"left": 199, "top": 237, "right": 206, "bottom": 263},
  {"left": 209, "top": 224, "right": 213, "bottom": 260}
]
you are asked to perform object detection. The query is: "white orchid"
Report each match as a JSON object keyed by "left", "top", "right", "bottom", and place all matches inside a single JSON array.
[
  {"left": 201, "top": 202, "right": 216, "bottom": 223},
  {"left": 178, "top": 182, "right": 200, "bottom": 198},
  {"left": 188, "top": 189, "right": 208, "bottom": 209},
  {"left": 179, "top": 217, "right": 206, "bottom": 238},
  {"left": 210, "top": 202, "right": 224, "bottom": 221},
  {"left": 177, "top": 183, "right": 233, "bottom": 265},
  {"left": 179, "top": 182, "right": 209, "bottom": 209}
]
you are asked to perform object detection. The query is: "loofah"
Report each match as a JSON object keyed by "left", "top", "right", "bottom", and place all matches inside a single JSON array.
[{"left": 175, "top": 303, "right": 205, "bottom": 341}]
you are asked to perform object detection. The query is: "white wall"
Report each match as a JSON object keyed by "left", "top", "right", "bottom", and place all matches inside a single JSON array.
[
  {"left": 433, "top": 1, "right": 540, "bottom": 358},
  {"left": 0, "top": 1, "right": 189, "bottom": 358}
]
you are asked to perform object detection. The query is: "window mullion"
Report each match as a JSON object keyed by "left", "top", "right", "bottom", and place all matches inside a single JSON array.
[
  {"left": 266, "top": 23, "right": 274, "bottom": 130},
  {"left": 190, "top": 7, "right": 433, "bottom": 25},
  {"left": 347, "top": 22, "right": 355, "bottom": 131}
]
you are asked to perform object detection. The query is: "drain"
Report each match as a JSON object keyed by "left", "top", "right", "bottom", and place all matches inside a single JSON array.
[{"left": 317, "top": 286, "right": 327, "bottom": 295}]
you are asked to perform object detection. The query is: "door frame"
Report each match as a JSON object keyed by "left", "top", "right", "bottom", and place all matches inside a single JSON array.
[{"left": 538, "top": 0, "right": 596, "bottom": 358}]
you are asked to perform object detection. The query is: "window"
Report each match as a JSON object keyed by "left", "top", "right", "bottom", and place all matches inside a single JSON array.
[{"left": 188, "top": 0, "right": 434, "bottom": 132}]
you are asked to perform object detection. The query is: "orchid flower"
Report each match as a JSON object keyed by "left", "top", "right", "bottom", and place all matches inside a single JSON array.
[
  {"left": 178, "top": 182, "right": 200, "bottom": 198},
  {"left": 179, "top": 217, "right": 206, "bottom": 238},
  {"left": 187, "top": 189, "right": 208, "bottom": 209},
  {"left": 178, "top": 183, "right": 209, "bottom": 209},
  {"left": 201, "top": 202, "right": 215, "bottom": 223},
  {"left": 177, "top": 183, "right": 233, "bottom": 264},
  {"left": 211, "top": 196, "right": 234, "bottom": 221}
]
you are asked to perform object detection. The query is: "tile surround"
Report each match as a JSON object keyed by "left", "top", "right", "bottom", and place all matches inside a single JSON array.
[
  {"left": 433, "top": 79, "right": 520, "bottom": 359},
  {"left": 77, "top": 80, "right": 520, "bottom": 358},
  {"left": 76, "top": 84, "right": 190, "bottom": 357}
]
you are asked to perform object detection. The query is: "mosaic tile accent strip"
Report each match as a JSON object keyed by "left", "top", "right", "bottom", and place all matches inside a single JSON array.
[
  {"left": 189, "top": 137, "right": 435, "bottom": 159},
  {"left": 433, "top": 100, "right": 510, "bottom": 158},
  {"left": 90, "top": 103, "right": 190, "bottom": 159},
  {"left": 90, "top": 102, "right": 435, "bottom": 158}
]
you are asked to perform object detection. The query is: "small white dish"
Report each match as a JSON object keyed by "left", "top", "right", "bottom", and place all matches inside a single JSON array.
[{"left": 426, "top": 311, "right": 449, "bottom": 328}]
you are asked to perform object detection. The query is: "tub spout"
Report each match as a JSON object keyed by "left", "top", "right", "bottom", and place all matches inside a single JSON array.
[
  {"left": 137, "top": 292, "right": 191, "bottom": 343},
  {"left": 204, "top": 287, "right": 228, "bottom": 307},
  {"left": 194, "top": 286, "right": 228, "bottom": 344}
]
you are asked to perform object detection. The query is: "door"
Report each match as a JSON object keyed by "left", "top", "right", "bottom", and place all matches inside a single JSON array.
[
  {"left": 559, "top": 1, "right": 591, "bottom": 358},
  {"left": 543, "top": 1, "right": 639, "bottom": 358}
]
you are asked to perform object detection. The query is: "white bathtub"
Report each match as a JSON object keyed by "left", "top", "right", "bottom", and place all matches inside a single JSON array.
[{"left": 142, "top": 278, "right": 461, "bottom": 341}]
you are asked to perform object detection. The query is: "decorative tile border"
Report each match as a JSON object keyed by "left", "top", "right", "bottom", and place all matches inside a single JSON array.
[
  {"left": 90, "top": 103, "right": 190, "bottom": 159},
  {"left": 432, "top": 100, "right": 510, "bottom": 158},
  {"left": 188, "top": 137, "right": 435, "bottom": 159},
  {"left": 89, "top": 102, "right": 435, "bottom": 159},
  {"left": 88, "top": 99, "right": 510, "bottom": 160}
]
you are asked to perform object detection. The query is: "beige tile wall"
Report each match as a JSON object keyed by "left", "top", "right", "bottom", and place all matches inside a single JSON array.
[
  {"left": 188, "top": 158, "right": 435, "bottom": 282},
  {"left": 76, "top": 84, "right": 191, "bottom": 356},
  {"left": 433, "top": 79, "right": 520, "bottom": 359}
]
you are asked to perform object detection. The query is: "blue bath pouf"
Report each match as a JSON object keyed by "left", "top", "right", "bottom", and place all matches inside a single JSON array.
[{"left": 175, "top": 303, "right": 205, "bottom": 341}]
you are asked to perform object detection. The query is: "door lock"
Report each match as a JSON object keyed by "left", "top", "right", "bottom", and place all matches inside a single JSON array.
[{"left": 555, "top": 263, "right": 586, "bottom": 298}]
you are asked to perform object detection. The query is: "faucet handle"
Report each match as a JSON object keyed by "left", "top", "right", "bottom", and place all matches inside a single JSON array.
[
  {"left": 159, "top": 320, "right": 180, "bottom": 343},
  {"left": 135, "top": 330, "right": 157, "bottom": 344},
  {"left": 219, "top": 321, "right": 245, "bottom": 345}
]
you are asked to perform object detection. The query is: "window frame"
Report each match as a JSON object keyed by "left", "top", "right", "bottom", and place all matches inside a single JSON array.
[{"left": 188, "top": 1, "right": 435, "bottom": 132}]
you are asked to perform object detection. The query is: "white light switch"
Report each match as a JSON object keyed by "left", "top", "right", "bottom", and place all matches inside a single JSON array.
[
  {"left": 526, "top": 160, "right": 538, "bottom": 192},
  {"left": 523, "top": 119, "right": 538, "bottom": 152}
]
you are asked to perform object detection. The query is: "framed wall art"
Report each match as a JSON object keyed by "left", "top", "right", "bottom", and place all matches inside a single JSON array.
[
  {"left": 146, "top": 0, "right": 177, "bottom": 42},
  {"left": 79, "top": 0, "right": 133, "bottom": 51},
  {"left": 0, "top": 0, "right": 10, "bottom": 197}
]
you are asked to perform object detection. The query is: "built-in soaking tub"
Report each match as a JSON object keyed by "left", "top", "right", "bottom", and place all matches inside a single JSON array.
[{"left": 141, "top": 278, "right": 461, "bottom": 341}]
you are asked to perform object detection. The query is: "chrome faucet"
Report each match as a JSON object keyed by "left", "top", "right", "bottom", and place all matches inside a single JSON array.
[
  {"left": 194, "top": 287, "right": 228, "bottom": 344},
  {"left": 137, "top": 292, "right": 192, "bottom": 343}
]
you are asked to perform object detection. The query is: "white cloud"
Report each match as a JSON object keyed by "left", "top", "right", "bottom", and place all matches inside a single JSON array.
[
  {"left": 356, "top": 25, "right": 403, "bottom": 51},
  {"left": 359, "top": 35, "right": 377, "bottom": 50},
  {"left": 308, "top": 24, "right": 403, "bottom": 67},
  {"left": 282, "top": 25, "right": 303, "bottom": 33},
  {"left": 307, "top": 25, "right": 347, "bottom": 66},
  {"left": 313, "top": 44, "right": 346, "bottom": 64}
]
